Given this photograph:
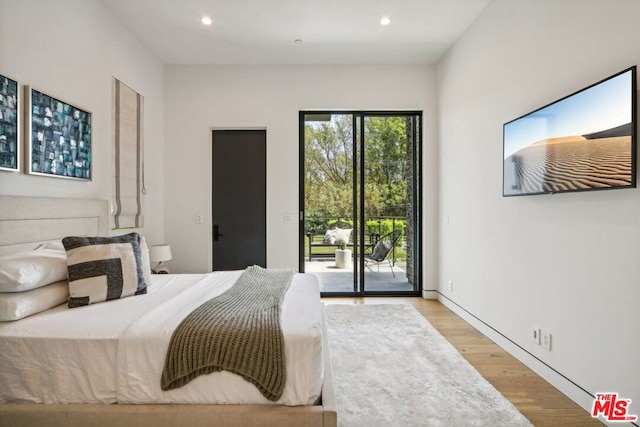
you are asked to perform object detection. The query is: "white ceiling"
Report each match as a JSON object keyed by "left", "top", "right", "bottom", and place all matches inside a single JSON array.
[{"left": 99, "top": 0, "right": 490, "bottom": 65}]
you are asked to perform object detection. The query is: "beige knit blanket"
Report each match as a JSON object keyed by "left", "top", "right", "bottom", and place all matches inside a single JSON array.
[{"left": 160, "top": 266, "right": 294, "bottom": 401}]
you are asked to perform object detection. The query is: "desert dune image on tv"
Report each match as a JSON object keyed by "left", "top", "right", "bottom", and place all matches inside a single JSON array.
[{"left": 503, "top": 67, "right": 635, "bottom": 196}]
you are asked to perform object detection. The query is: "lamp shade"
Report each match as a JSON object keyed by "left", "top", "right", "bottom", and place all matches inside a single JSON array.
[{"left": 149, "top": 244, "right": 172, "bottom": 263}]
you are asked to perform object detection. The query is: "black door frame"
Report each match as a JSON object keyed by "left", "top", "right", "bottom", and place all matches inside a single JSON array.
[{"left": 299, "top": 111, "right": 423, "bottom": 297}]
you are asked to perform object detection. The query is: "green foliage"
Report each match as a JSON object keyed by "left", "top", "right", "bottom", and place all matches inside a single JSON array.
[
  {"left": 363, "top": 116, "right": 410, "bottom": 217},
  {"left": 327, "top": 218, "right": 354, "bottom": 228},
  {"left": 304, "top": 115, "right": 413, "bottom": 220},
  {"left": 366, "top": 219, "right": 406, "bottom": 241},
  {"left": 305, "top": 212, "right": 329, "bottom": 233}
]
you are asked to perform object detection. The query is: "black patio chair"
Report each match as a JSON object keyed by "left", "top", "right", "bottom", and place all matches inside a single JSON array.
[{"left": 364, "top": 229, "right": 403, "bottom": 277}]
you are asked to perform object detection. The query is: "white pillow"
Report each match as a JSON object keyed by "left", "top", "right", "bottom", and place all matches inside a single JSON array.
[
  {"left": 37, "top": 240, "right": 65, "bottom": 251},
  {"left": 0, "top": 280, "right": 69, "bottom": 321},
  {"left": 140, "top": 236, "right": 152, "bottom": 286},
  {"left": 334, "top": 228, "right": 353, "bottom": 244},
  {"left": 0, "top": 249, "right": 68, "bottom": 292}
]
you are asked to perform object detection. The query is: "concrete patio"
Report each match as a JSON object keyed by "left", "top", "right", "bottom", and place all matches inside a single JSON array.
[{"left": 304, "top": 259, "right": 415, "bottom": 293}]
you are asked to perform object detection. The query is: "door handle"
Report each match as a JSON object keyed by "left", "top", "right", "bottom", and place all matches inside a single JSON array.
[{"left": 213, "top": 224, "right": 225, "bottom": 241}]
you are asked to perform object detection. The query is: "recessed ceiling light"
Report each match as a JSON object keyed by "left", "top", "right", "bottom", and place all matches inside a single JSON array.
[
  {"left": 380, "top": 17, "right": 391, "bottom": 26},
  {"left": 294, "top": 39, "right": 303, "bottom": 44},
  {"left": 201, "top": 16, "right": 212, "bottom": 26}
]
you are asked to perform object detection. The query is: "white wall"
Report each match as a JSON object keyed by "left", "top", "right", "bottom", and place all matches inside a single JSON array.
[
  {"left": 164, "top": 64, "right": 439, "bottom": 288},
  {"left": 0, "top": 0, "right": 165, "bottom": 244},
  {"left": 438, "top": 0, "right": 640, "bottom": 413}
]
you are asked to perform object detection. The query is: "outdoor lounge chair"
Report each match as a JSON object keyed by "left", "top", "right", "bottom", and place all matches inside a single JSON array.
[{"left": 364, "top": 229, "right": 403, "bottom": 277}]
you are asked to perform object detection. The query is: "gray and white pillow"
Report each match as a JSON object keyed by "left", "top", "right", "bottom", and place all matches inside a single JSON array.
[
  {"left": 371, "top": 239, "right": 392, "bottom": 260},
  {"left": 323, "top": 229, "right": 337, "bottom": 244},
  {"left": 62, "top": 233, "right": 147, "bottom": 308}
]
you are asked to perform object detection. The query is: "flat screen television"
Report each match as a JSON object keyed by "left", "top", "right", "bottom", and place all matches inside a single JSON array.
[{"left": 503, "top": 66, "right": 637, "bottom": 196}]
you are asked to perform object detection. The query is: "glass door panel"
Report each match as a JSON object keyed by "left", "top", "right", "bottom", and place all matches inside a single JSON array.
[
  {"left": 362, "top": 115, "right": 420, "bottom": 294},
  {"left": 300, "top": 111, "right": 421, "bottom": 296},
  {"left": 302, "top": 113, "right": 357, "bottom": 294}
]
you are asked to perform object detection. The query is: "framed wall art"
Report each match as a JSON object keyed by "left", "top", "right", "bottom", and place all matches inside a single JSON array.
[
  {"left": 26, "top": 86, "right": 92, "bottom": 180},
  {"left": 0, "top": 74, "right": 20, "bottom": 172}
]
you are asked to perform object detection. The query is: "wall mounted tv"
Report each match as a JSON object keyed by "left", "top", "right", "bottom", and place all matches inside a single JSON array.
[{"left": 503, "top": 66, "right": 637, "bottom": 196}]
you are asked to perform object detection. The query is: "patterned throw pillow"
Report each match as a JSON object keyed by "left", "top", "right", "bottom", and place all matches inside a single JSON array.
[
  {"left": 62, "top": 233, "right": 147, "bottom": 308},
  {"left": 371, "top": 239, "right": 392, "bottom": 261},
  {"left": 323, "top": 229, "right": 337, "bottom": 244}
]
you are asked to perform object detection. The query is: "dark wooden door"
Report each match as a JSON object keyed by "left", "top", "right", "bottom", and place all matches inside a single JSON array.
[{"left": 212, "top": 129, "right": 266, "bottom": 270}]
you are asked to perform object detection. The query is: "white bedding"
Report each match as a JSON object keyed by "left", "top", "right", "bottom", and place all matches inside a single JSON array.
[{"left": 0, "top": 271, "right": 323, "bottom": 406}]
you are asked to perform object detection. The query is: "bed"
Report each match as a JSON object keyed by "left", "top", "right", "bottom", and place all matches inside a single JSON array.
[{"left": 0, "top": 195, "right": 337, "bottom": 427}]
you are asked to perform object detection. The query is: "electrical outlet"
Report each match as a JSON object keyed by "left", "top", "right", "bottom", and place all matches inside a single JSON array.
[
  {"left": 195, "top": 214, "right": 203, "bottom": 224},
  {"left": 284, "top": 214, "right": 294, "bottom": 223},
  {"left": 532, "top": 327, "right": 541, "bottom": 345},
  {"left": 542, "top": 332, "right": 552, "bottom": 350},
  {"left": 448, "top": 280, "right": 453, "bottom": 292}
]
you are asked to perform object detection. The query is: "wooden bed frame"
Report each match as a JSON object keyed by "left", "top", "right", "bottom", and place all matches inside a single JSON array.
[{"left": 0, "top": 195, "right": 337, "bottom": 427}]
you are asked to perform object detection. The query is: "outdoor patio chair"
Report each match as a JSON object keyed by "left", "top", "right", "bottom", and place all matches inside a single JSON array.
[{"left": 364, "top": 229, "right": 403, "bottom": 277}]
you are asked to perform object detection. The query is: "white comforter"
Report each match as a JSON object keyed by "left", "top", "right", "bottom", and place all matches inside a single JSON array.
[{"left": 0, "top": 271, "right": 323, "bottom": 405}]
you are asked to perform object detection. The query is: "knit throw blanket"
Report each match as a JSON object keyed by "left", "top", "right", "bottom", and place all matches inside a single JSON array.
[{"left": 160, "top": 265, "right": 294, "bottom": 401}]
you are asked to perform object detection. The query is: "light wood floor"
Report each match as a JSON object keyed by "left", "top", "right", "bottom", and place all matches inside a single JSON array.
[{"left": 323, "top": 297, "right": 602, "bottom": 426}]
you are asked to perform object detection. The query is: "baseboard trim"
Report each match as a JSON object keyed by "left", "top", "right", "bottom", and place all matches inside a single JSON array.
[
  {"left": 435, "top": 293, "right": 603, "bottom": 420},
  {"left": 422, "top": 289, "right": 438, "bottom": 299}
]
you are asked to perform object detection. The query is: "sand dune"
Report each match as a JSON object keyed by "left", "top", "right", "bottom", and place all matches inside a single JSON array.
[
  {"left": 504, "top": 136, "right": 632, "bottom": 195},
  {"left": 532, "top": 135, "right": 587, "bottom": 146},
  {"left": 584, "top": 122, "right": 633, "bottom": 140}
]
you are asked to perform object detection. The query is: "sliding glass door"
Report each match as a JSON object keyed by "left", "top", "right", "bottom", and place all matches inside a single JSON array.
[{"left": 299, "top": 111, "right": 422, "bottom": 296}]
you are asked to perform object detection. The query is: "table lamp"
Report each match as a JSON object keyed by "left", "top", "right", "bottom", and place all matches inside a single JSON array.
[{"left": 149, "top": 244, "right": 172, "bottom": 274}]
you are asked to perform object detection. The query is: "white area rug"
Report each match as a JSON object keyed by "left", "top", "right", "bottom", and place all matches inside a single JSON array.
[{"left": 325, "top": 304, "right": 533, "bottom": 427}]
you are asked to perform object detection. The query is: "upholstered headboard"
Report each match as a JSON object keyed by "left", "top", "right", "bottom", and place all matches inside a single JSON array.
[{"left": 0, "top": 196, "right": 109, "bottom": 256}]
